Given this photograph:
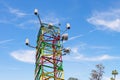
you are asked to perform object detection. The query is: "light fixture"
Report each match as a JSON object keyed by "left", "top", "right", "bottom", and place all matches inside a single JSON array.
[
  {"left": 63, "top": 48, "right": 70, "bottom": 53},
  {"left": 48, "top": 23, "right": 53, "bottom": 29},
  {"left": 25, "top": 38, "right": 29, "bottom": 45},
  {"left": 34, "top": 9, "right": 38, "bottom": 15},
  {"left": 62, "top": 33, "right": 68, "bottom": 41},
  {"left": 66, "top": 23, "right": 70, "bottom": 29},
  {"left": 25, "top": 38, "right": 36, "bottom": 48},
  {"left": 34, "top": 8, "right": 42, "bottom": 25}
]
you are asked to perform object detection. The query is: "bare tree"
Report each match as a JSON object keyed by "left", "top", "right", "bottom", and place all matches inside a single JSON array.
[
  {"left": 68, "top": 77, "right": 79, "bottom": 80},
  {"left": 90, "top": 64, "right": 104, "bottom": 80}
]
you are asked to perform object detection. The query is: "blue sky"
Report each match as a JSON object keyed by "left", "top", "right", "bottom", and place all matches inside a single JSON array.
[{"left": 1, "top": 0, "right": 120, "bottom": 80}]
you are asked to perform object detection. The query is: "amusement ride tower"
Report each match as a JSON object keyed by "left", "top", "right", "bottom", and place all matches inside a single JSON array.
[{"left": 25, "top": 9, "right": 70, "bottom": 80}]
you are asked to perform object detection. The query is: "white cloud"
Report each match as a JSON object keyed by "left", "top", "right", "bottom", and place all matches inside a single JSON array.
[
  {"left": 8, "top": 7, "right": 27, "bottom": 17},
  {"left": 17, "top": 19, "right": 39, "bottom": 29},
  {"left": 103, "top": 76, "right": 120, "bottom": 80},
  {"left": 10, "top": 45, "right": 117, "bottom": 63},
  {"left": 63, "top": 44, "right": 120, "bottom": 62},
  {"left": 0, "top": 6, "right": 39, "bottom": 29},
  {"left": 11, "top": 50, "right": 35, "bottom": 63},
  {"left": 0, "top": 4, "right": 69, "bottom": 29},
  {"left": 42, "top": 13, "right": 70, "bottom": 25},
  {"left": 63, "top": 35, "right": 83, "bottom": 43},
  {"left": 0, "top": 5, "right": 34, "bottom": 29},
  {"left": 90, "top": 46, "right": 111, "bottom": 50},
  {"left": 64, "top": 52, "right": 120, "bottom": 62},
  {"left": 0, "top": 39, "right": 13, "bottom": 44},
  {"left": 42, "top": 13, "right": 60, "bottom": 25},
  {"left": 74, "top": 54, "right": 119, "bottom": 61},
  {"left": 87, "top": 9, "right": 120, "bottom": 32},
  {"left": 69, "top": 35, "right": 83, "bottom": 41},
  {"left": 103, "top": 76, "right": 111, "bottom": 80},
  {"left": 72, "top": 47, "right": 79, "bottom": 53}
]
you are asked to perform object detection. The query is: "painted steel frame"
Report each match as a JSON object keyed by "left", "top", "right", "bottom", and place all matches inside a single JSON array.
[{"left": 35, "top": 23, "right": 64, "bottom": 80}]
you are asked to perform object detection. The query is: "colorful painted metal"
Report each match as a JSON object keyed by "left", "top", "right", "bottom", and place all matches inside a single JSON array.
[{"left": 35, "top": 23, "right": 64, "bottom": 80}]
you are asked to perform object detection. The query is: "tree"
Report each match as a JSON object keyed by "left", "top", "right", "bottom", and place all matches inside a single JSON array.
[
  {"left": 90, "top": 64, "right": 104, "bottom": 80},
  {"left": 68, "top": 77, "right": 79, "bottom": 80},
  {"left": 112, "top": 70, "right": 118, "bottom": 80}
]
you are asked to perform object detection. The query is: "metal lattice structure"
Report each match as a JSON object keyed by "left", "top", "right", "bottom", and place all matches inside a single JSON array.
[
  {"left": 25, "top": 9, "right": 70, "bottom": 80},
  {"left": 35, "top": 23, "right": 64, "bottom": 80}
]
